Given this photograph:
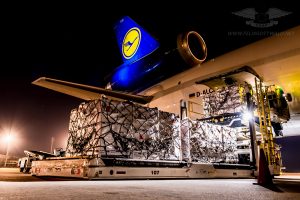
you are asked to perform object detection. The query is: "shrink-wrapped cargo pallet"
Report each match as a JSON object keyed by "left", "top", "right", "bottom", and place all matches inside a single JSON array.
[
  {"left": 67, "top": 97, "right": 181, "bottom": 160},
  {"left": 66, "top": 97, "right": 239, "bottom": 164},
  {"left": 203, "top": 84, "right": 244, "bottom": 117},
  {"left": 183, "top": 119, "right": 238, "bottom": 163}
]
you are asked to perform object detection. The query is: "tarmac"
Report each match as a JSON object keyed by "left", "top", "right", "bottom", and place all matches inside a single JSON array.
[{"left": 0, "top": 168, "right": 299, "bottom": 199}]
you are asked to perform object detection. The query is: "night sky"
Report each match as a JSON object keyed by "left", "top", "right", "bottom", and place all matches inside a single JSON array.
[{"left": 1, "top": 2, "right": 300, "bottom": 157}]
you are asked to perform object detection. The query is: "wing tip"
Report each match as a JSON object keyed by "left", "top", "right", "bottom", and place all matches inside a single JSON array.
[{"left": 32, "top": 77, "right": 47, "bottom": 85}]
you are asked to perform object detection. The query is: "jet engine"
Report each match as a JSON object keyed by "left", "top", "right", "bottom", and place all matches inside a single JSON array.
[{"left": 177, "top": 31, "right": 207, "bottom": 66}]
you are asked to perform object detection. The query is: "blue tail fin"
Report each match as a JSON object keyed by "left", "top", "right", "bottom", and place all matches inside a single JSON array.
[{"left": 114, "top": 16, "right": 159, "bottom": 65}]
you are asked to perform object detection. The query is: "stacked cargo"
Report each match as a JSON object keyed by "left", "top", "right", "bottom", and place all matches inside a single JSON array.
[
  {"left": 67, "top": 98, "right": 181, "bottom": 160},
  {"left": 67, "top": 99, "right": 101, "bottom": 155},
  {"left": 67, "top": 97, "right": 239, "bottom": 164},
  {"left": 203, "top": 84, "right": 244, "bottom": 117},
  {"left": 181, "top": 119, "right": 238, "bottom": 163}
]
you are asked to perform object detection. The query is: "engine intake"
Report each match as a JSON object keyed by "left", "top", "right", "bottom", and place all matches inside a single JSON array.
[{"left": 177, "top": 31, "right": 207, "bottom": 66}]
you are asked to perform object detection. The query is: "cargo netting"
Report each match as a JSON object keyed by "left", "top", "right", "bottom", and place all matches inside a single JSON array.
[
  {"left": 66, "top": 97, "right": 239, "bottom": 163},
  {"left": 67, "top": 98, "right": 181, "bottom": 160},
  {"left": 181, "top": 119, "right": 238, "bottom": 163},
  {"left": 203, "top": 84, "right": 244, "bottom": 117}
]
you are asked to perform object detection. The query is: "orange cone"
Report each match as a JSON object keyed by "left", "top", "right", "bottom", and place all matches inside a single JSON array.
[{"left": 257, "top": 148, "right": 273, "bottom": 185}]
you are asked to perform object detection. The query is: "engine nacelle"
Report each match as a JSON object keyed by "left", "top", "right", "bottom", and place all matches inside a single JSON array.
[{"left": 177, "top": 31, "right": 207, "bottom": 66}]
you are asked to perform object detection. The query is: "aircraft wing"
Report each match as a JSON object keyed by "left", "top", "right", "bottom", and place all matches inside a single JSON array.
[{"left": 32, "top": 77, "right": 153, "bottom": 104}]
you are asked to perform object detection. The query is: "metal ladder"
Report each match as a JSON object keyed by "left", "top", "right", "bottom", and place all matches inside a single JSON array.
[{"left": 254, "top": 78, "right": 280, "bottom": 172}]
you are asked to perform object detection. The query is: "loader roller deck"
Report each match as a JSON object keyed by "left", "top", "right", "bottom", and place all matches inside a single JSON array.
[{"left": 31, "top": 157, "right": 254, "bottom": 179}]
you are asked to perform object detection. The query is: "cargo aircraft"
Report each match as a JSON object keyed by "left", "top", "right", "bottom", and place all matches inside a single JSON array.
[
  {"left": 32, "top": 16, "right": 300, "bottom": 137},
  {"left": 29, "top": 16, "right": 300, "bottom": 179}
]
